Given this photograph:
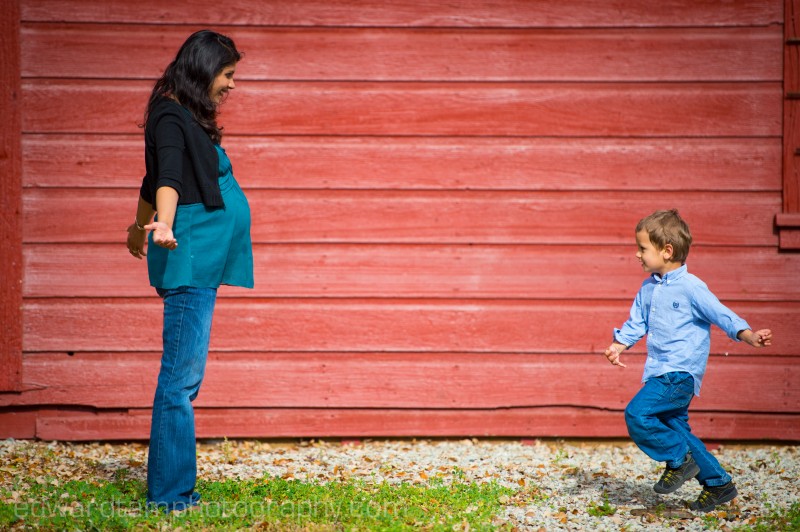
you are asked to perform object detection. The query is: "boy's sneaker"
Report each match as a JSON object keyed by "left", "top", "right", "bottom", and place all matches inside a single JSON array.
[
  {"left": 653, "top": 452, "right": 700, "bottom": 494},
  {"left": 689, "top": 482, "right": 738, "bottom": 513}
]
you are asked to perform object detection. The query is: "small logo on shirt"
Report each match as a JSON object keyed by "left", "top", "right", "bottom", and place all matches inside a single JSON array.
[{"left": 673, "top": 301, "right": 680, "bottom": 309}]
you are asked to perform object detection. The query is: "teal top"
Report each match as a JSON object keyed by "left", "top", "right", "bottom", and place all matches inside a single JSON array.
[{"left": 147, "top": 145, "right": 254, "bottom": 289}]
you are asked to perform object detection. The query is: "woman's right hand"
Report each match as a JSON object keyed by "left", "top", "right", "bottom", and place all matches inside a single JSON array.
[
  {"left": 145, "top": 221, "right": 178, "bottom": 250},
  {"left": 126, "top": 224, "right": 147, "bottom": 259}
]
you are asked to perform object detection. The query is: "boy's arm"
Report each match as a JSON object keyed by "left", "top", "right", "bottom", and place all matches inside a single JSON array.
[
  {"left": 691, "top": 284, "right": 753, "bottom": 342},
  {"left": 613, "top": 289, "right": 647, "bottom": 347},
  {"left": 604, "top": 289, "right": 647, "bottom": 369},
  {"left": 737, "top": 328, "right": 773, "bottom": 348}
]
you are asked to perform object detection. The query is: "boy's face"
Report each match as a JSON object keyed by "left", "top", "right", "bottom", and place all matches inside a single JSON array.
[{"left": 635, "top": 229, "right": 675, "bottom": 276}]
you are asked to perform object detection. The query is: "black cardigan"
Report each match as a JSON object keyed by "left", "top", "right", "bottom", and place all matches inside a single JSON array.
[{"left": 139, "top": 98, "right": 224, "bottom": 210}]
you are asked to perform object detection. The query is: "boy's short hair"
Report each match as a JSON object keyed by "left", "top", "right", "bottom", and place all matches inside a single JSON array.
[{"left": 636, "top": 209, "right": 693, "bottom": 263}]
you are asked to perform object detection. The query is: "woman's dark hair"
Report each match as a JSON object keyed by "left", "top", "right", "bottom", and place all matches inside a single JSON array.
[{"left": 143, "top": 30, "right": 242, "bottom": 143}]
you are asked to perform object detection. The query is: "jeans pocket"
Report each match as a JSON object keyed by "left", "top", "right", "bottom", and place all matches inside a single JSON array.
[{"left": 667, "top": 373, "right": 694, "bottom": 408}]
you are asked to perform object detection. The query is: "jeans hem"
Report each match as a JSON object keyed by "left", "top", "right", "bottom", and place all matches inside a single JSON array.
[{"left": 703, "top": 478, "right": 733, "bottom": 488}]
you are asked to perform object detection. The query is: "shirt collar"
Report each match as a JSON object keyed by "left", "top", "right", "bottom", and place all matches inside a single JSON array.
[{"left": 653, "top": 264, "right": 687, "bottom": 285}]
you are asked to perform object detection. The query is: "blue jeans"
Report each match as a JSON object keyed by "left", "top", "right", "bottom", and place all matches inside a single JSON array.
[
  {"left": 147, "top": 286, "right": 217, "bottom": 511},
  {"left": 625, "top": 371, "right": 731, "bottom": 487}
]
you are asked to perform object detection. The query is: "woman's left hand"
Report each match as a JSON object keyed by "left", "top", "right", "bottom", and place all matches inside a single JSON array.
[{"left": 146, "top": 221, "right": 178, "bottom": 250}]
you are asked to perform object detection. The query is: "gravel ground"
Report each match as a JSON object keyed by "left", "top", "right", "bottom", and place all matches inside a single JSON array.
[{"left": 1, "top": 437, "right": 798, "bottom": 530}]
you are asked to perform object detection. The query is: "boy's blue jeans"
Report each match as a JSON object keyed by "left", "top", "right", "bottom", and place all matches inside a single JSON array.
[
  {"left": 147, "top": 286, "right": 217, "bottom": 511},
  {"left": 625, "top": 371, "right": 731, "bottom": 487}
]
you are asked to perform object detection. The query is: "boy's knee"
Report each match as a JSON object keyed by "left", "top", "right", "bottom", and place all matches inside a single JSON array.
[
  {"left": 625, "top": 403, "right": 643, "bottom": 429},
  {"left": 624, "top": 406, "right": 648, "bottom": 444}
]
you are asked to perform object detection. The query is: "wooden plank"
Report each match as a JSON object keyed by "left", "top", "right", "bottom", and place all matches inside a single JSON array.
[
  {"left": 23, "top": 134, "right": 144, "bottom": 188},
  {"left": 780, "top": 0, "right": 800, "bottom": 247},
  {"left": 21, "top": 299, "right": 800, "bottom": 356},
  {"left": 779, "top": 229, "right": 800, "bottom": 249},
  {"left": 22, "top": 135, "right": 782, "bottom": 191},
  {"left": 22, "top": 189, "right": 781, "bottom": 245},
  {"left": 4, "top": 352, "right": 797, "bottom": 413},
  {"left": 31, "top": 408, "right": 800, "bottom": 442},
  {"left": 20, "top": 0, "right": 783, "bottom": 28},
  {"left": 0, "top": 410, "right": 36, "bottom": 439},
  {"left": 0, "top": 0, "right": 23, "bottom": 391},
  {"left": 21, "top": 80, "right": 782, "bottom": 137},
  {"left": 782, "top": 0, "right": 800, "bottom": 216},
  {"left": 21, "top": 24, "right": 782, "bottom": 82},
  {"left": 775, "top": 214, "right": 800, "bottom": 249},
  {"left": 22, "top": 244, "right": 800, "bottom": 301}
]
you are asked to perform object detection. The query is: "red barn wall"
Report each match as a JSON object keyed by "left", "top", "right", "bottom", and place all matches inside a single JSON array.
[{"left": 1, "top": 0, "right": 799, "bottom": 441}]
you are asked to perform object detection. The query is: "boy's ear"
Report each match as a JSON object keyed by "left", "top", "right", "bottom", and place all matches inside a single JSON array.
[{"left": 662, "top": 243, "right": 674, "bottom": 260}]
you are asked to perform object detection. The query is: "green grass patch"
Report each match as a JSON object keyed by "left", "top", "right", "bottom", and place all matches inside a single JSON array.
[
  {"left": 731, "top": 501, "right": 800, "bottom": 532},
  {"left": 586, "top": 492, "right": 617, "bottom": 517},
  {"left": 0, "top": 473, "right": 517, "bottom": 530}
]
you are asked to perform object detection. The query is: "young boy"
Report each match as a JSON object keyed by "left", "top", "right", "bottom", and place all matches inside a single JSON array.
[{"left": 604, "top": 209, "right": 772, "bottom": 513}]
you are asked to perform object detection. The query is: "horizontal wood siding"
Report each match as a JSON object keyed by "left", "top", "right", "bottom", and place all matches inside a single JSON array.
[
  {"left": 22, "top": 25, "right": 783, "bottom": 82},
  {"left": 3, "top": 0, "right": 798, "bottom": 441},
  {"left": 4, "top": 353, "right": 798, "bottom": 412},
  {"left": 19, "top": 0, "right": 784, "bottom": 28},
  {"left": 21, "top": 246, "right": 799, "bottom": 299},
  {"left": 23, "top": 81, "right": 783, "bottom": 137},
  {"left": 20, "top": 299, "right": 800, "bottom": 354},
  {"left": 15, "top": 409, "right": 800, "bottom": 442},
  {"left": 23, "top": 135, "right": 783, "bottom": 190},
  {"left": 23, "top": 190, "right": 783, "bottom": 245}
]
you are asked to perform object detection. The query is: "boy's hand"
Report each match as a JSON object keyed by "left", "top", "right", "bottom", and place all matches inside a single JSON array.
[
  {"left": 738, "top": 329, "right": 773, "bottom": 348},
  {"left": 604, "top": 343, "right": 627, "bottom": 368}
]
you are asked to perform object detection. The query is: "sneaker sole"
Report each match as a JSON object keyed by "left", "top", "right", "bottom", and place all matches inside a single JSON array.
[{"left": 653, "top": 462, "right": 700, "bottom": 494}]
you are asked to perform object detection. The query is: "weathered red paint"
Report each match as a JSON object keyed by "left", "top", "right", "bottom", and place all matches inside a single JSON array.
[
  {"left": 0, "top": 0, "right": 23, "bottom": 392},
  {"left": 2, "top": 352, "right": 797, "bottom": 412},
  {"left": 27, "top": 408, "right": 800, "bottom": 442},
  {"left": 1, "top": 0, "right": 797, "bottom": 440},
  {"left": 779, "top": 0, "right": 800, "bottom": 248}
]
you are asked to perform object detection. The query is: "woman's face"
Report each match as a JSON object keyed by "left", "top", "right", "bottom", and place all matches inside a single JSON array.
[{"left": 209, "top": 63, "right": 236, "bottom": 104}]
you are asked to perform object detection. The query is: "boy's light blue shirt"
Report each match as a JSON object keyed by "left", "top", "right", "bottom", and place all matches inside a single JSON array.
[{"left": 614, "top": 264, "right": 750, "bottom": 396}]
